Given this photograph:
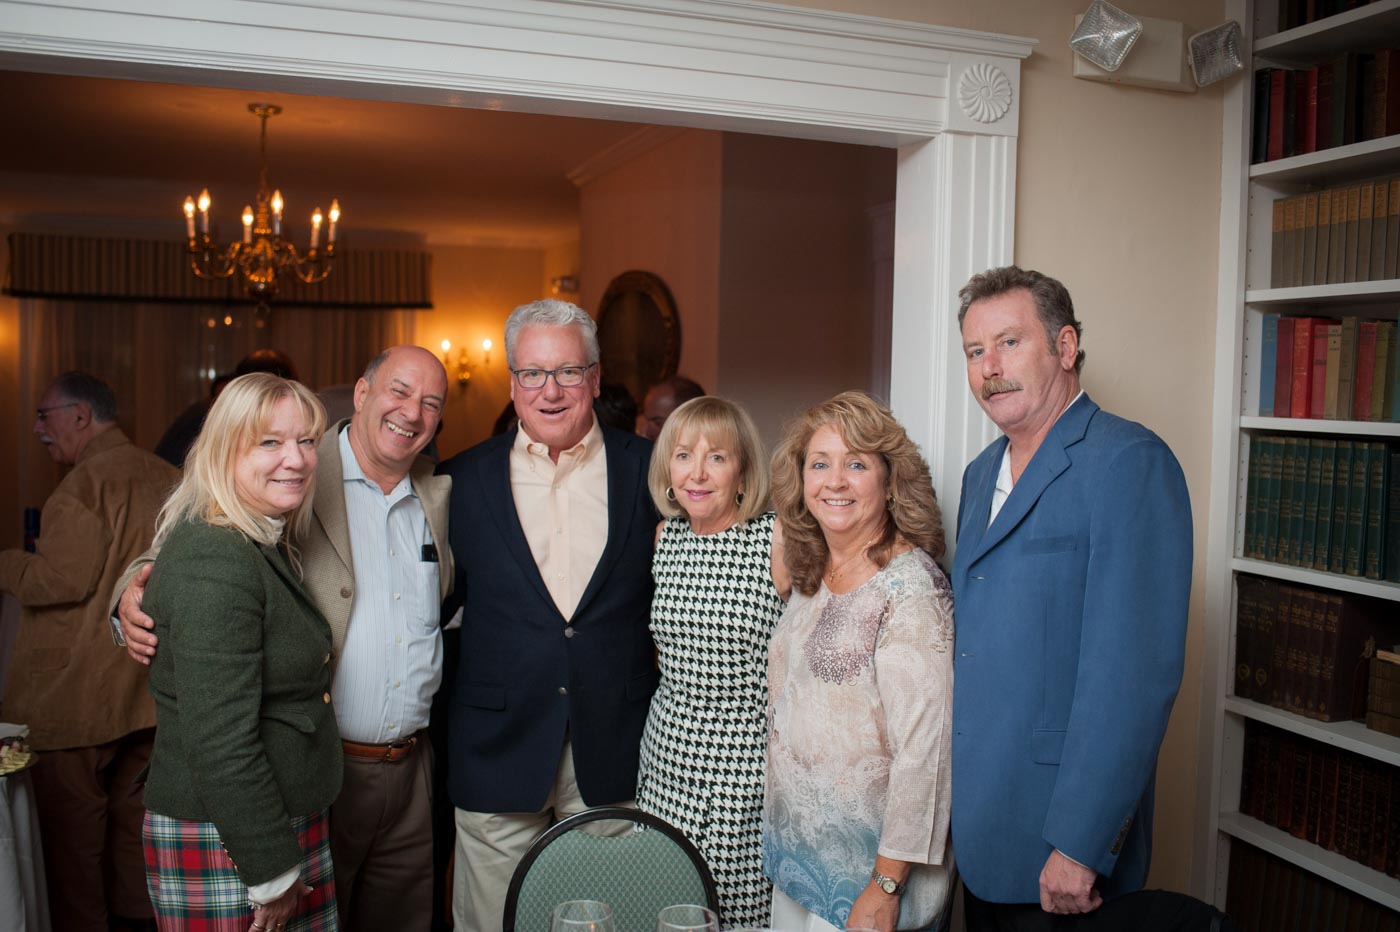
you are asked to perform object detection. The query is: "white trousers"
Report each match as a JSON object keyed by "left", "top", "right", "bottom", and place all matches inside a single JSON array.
[{"left": 771, "top": 886, "right": 844, "bottom": 932}]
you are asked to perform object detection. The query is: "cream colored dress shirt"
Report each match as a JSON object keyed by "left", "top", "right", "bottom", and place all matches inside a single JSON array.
[{"left": 509, "top": 418, "right": 609, "bottom": 619}]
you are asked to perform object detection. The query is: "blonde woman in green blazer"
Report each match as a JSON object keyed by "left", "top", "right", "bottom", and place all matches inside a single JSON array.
[{"left": 141, "top": 373, "right": 343, "bottom": 932}]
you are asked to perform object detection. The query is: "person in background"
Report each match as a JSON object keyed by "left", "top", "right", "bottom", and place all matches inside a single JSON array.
[
  {"left": 439, "top": 300, "right": 658, "bottom": 932},
  {"left": 0, "top": 371, "right": 179, "bottom": 932},
  {"left": 764, "top": 391, "right": 954, "bottom": 932},
  {"left": 593, "top": 380, "right": 638, "bottom": 433},
  {"left": 119, "top": 346, "right": 454, "bottom": 931},
  {"left": 638, "top": 375, "right": 705, "bottom": 440},
  {"left": 637, "top": 395, "right": 789, "bottom": 928},
  {"left": 141, "top": 373, "right": 339, "bottom": 930},
  {"left": 155, "top": 348, "right": 298, "bottom": 468}
]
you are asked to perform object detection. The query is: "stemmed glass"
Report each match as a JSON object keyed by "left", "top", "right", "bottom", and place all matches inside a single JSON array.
[
  {"left": 657, "top": 904, "right": 720, "bottom": 932},
  {"left": 551, "top": 900, "right": 616, "bottom": 932}
]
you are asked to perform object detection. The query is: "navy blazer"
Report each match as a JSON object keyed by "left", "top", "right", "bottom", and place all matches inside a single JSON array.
[
  {"left": 950, "top": 394, "right": 1191, "bottom": 904},
  {"left": 438, "top": 425, "right": 659, "bottom": 813}
]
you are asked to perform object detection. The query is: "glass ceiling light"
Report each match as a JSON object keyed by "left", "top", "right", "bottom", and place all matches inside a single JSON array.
[{"left": 183, "top": 103, "right": 340, "bottom": 311}]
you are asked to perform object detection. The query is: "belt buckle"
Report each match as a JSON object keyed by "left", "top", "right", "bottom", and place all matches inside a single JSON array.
[{"left": 385, "top": 735, "right": 416, "bottom": 762}]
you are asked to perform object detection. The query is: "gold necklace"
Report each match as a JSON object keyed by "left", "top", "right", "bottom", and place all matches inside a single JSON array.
[{"left": 826, "top": 538, "right": 876, "bottom": 584}]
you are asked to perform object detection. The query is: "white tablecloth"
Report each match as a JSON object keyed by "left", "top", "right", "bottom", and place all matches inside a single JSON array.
[{"left": 0, "top": 768, "right": 50, "bottom": 932}]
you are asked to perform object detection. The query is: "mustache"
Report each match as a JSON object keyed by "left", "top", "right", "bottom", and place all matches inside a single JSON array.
[{"left": 981, "top": 378, "right": 1022, "bottom": 400}]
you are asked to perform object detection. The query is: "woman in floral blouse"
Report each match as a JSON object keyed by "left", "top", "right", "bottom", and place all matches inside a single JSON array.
[{"left": 764, "top": 391, "right": 954, "bottom": 932}]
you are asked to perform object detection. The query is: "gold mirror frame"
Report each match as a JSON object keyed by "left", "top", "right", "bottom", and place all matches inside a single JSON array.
[{"left": 595, "top": 270, "right": 681, "bottom": 403}]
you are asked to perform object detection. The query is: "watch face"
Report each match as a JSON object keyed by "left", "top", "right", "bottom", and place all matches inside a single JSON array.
[{"left": 879, "top": 878, "right": 898, "bottom": 894}]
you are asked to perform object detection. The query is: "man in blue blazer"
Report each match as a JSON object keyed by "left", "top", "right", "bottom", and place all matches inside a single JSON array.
[
  {"left": 439, "top": 300, "right": 658, "bottom": 932},
  {"left": 950, "top": 267, "right": 1192, "bottom": 930}
]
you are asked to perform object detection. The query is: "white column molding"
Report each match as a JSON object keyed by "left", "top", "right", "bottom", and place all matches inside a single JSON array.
[{"left": 890, "top": 130, "right": 1018, "bottom": 553}]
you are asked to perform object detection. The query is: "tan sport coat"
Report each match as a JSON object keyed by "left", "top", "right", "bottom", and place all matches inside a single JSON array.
[
  {"left": 112, "top": 419, "right": 453, "bottom": 674},
  {"left": 303, "top": 419, "right": 454, "bottom": 668},
  {"left": 2, "top": 428, "right": 180, "bottom": 750}
]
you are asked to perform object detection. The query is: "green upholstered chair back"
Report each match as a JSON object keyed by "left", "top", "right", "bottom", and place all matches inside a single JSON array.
[{"left": 503, "top": 807, "right": 719, "bottom": 932}]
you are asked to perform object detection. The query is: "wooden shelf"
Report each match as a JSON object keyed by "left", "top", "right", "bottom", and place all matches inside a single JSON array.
[
  {"left": 1224, "top": 697, "right": 1400, "bottom": 766},
  {"left": 1256, "top": 0, "right": 1400, "bottom": 63},
  {"left": 1218, "top": 812, "right": 1400, "bottom": 911},
  {"left": 1230, "top": 558, "right": 1400, "bottom": 601},
  {"left": 1245, "top": 281, "right": 1400, "bottom": 306},
  {"left": 1250, "top": 134, "right": 1400, "bottom": 184},
  {"left": 1239, "top": 416, "right": 1400, "bottom": 437}
]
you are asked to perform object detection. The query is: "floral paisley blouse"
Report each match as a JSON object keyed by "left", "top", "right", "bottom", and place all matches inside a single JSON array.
[{"left": 763, "top": 549, "right": 954, "bottom": 930}]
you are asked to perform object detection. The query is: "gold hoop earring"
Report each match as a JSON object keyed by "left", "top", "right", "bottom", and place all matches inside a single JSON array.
[
  {"left": 735, "top": 491, "right": 745, "bottom": 506},
  {"left": 666, "top": 487, "right": 677, "bottom": 502}
]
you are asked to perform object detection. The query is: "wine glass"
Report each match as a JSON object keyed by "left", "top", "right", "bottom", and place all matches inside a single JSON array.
[
  {"left": 656, "top": 904, "right": 720, "bottom": 932},
  {"left": 551, "top": 900, "right": 615, "bottom": 932}
]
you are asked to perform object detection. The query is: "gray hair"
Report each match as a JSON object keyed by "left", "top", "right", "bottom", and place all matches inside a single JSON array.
[
  {"left": 49, "top": 371, "right": 117, "bottom": 422},
  {"left": 504, "top": 300, "right": 600, "bottom": 368}
]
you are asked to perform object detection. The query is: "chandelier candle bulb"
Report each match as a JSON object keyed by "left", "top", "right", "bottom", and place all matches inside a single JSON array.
[
  {"left": 242, "top": 206, "right": 254, "bottom": 244},
  {"left": 197, "top": 189, "right": 210, "bottom": 235},
  {"left": 310, "top": 208, "right": 322, "bottom": 250},
  {"left": 328, "top": 199, "right": 340, "bottom": 244},
  {"left": 183, "top": 197, "right": 196, "bottom": 240},
  {"left": 271, "top": 190, "right": 283, "bottom": 235}
]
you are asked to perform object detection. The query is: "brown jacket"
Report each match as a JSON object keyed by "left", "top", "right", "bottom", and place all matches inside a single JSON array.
[{"left": 0, "top": 428, "right": 179, "bottom": 750}]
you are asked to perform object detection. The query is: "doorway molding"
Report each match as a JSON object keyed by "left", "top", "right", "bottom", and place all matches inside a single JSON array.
[{"left": 0, "top": 0, "right": 1034, "bottom": 531}]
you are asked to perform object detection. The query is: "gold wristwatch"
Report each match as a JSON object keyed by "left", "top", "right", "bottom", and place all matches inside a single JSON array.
[{"left": 870, "top": 868, "right": 905, "bottom": 896}]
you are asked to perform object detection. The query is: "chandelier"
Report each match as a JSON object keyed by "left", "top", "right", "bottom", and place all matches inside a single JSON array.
[{"left": 182, "top": 103, "right": 340, "bottom": 309}]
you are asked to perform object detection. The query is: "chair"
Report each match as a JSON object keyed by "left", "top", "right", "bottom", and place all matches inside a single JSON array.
[{"left": 502, "top": 806, "right": 720, "bottom": 932}]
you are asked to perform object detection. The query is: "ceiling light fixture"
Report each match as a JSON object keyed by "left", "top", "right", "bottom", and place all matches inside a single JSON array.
[{"left": 182, "top": 103, "right": 340, "bottom": 311}]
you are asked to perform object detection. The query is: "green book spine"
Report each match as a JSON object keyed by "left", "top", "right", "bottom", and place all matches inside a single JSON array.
[
  {"left": 1236, "top": 577, "right": 1261, "bottom": 700},
  {"left": 1314, "top": 439, "right": 1338, "bottom": 571},
  {"left": 1386, "top": 451, "right": 1400, "bottom": 583},
  {"left": 1289, "top": 438, "right": 1312, "bottom": 566},
  {"left": 1365, "top": 442, "right": 1390, "bottom": 579},
  {"left": 1345, "top": 440, "right": 1371, "bottom": 576},
  {"left": 1246, "top": 436, "right": 1263, "bottom": 559},
  {"left": 1332, "top": 440, "right": 1354, "bottom": 573},
  {"left": 1302, "top": 437, "right": 1324, "bottom": 567},
  {"left": 1267, "top": 437, "right": 1285, "bottom": 562},
  {"left": 1281, "top": 438, "right": 1299, "bottom": 564}
]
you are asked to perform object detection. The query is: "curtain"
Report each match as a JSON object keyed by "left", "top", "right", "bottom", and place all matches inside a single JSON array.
[{"left": 15, "top": 299, "right": 415, "bottom": 511}]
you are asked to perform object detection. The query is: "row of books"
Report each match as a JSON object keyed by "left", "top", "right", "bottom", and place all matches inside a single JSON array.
[
  {"left": 1270, "top": 183, "right": 1400, "bottom": 288},
  {"left": 1370, "top": 650, "right": 1400, "bottom": 738},
  {"left": 1279, "top": 0, "right": 1388, "bottom": 33},
  {"left": 1233, "top": 576, "right": 1392, "bottom": 720},
  {"left": 1258, "top": 315, "right": 1398, "bottom": 421},
  {"left": 1241, "top": 437, "right": 1399, "bottom": 580},
  {"left": 1226, "top": 838, "right": 1400, "bottom": 931},
  {"left": 1253, "top": 52, "right": 1400, "bottom": 164},
  {"left": 1240, "top": 721, "right": 1400, "bottom": 876}
]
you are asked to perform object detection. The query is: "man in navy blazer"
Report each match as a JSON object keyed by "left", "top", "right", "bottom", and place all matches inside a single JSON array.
[
  {"left": 438, "top": 300, "right": 658, "bottom": 932},
  {"left": 950, "top": 267, "right": 1192, "bottom": 930}
]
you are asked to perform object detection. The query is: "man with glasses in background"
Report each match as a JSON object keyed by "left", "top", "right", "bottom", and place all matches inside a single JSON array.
[{"left": 439, "top": 299, "right": 659, "bottom": 932}]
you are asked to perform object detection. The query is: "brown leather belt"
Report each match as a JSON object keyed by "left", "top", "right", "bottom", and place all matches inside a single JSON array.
[{"left": 341, "top": 735, "right": 417, "bottom": 763}]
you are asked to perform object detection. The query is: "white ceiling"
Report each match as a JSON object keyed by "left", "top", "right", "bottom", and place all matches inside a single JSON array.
[{"left": 0, "top": 69, "right": 647, "bottom": 248}]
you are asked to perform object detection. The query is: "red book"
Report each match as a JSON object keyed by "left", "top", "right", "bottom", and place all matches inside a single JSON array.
[
  {"left": 1354, "top": 319, "right": 1379, "bottom": 419},
  {"left": 1270, "top": 69, "right": 1288, "bottom": 161},
  {"left": 1299, "top": 67, "right": 1320, "bottom": 154},
  {"left": 1276, "top": 316, "right": 1296, "bottom": 416},
  {"left": 1310, "top": 320, "right": 1331, "bottom": 418},
  {"left": 1292, "top": 317, "right": 1321, "bottom": 418}
]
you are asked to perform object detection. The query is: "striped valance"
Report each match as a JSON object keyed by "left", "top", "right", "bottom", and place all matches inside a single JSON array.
[{"left": 3, "top": 233, "right": 433, "bottom": 309}]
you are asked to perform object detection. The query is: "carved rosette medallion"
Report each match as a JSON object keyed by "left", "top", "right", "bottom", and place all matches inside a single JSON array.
[{"left": 957, "top": 62, "right": 1012, "bottom": 124}]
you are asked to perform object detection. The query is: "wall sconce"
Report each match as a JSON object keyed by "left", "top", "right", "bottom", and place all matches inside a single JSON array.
[{"left": 441, "top": 338, "right": 492, "bottom": 389}]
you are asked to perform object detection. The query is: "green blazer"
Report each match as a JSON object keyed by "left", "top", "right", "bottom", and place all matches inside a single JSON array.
[{"left": 142, "top": 520, "right": 343, "bottom": 886}]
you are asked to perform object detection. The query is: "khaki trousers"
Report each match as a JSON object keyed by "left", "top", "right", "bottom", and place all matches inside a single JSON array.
[
  {"left": 451, "top": 739, "right": 633, "bottom": 932},
  {"left": 32, "top": 728, "right": 154, "bottom": 931},
  {"left": 330, "top": 732, "right": 435, "bottom": 932}
]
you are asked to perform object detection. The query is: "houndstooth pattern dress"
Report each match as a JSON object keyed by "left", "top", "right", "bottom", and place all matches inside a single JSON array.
[{"left": 637, "top": 512, "right": 786, "bottom": 929}]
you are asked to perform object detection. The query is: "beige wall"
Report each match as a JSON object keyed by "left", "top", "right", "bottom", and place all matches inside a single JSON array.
[
  {"left": 580, "top": 130, "right": 725, "bottom": 392},
  {"left": 778, "top": 0, "right": 1227, "bottom": 895}
]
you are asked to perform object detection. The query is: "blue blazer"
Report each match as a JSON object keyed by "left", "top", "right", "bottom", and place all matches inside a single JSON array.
[
  {"left": 950, "top": 394, "right": 1191, "bottom": 904},
  {"left": 438, "top": 425, "right": 659, "bottom": 813}
]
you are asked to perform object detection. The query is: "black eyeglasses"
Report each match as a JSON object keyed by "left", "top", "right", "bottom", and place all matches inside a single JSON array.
[
  {"left": 35, "top": 403, "right": 78, "bottom": 423},
  {"left": 510, "top": 363, "right": 597, "bottom": 390}
]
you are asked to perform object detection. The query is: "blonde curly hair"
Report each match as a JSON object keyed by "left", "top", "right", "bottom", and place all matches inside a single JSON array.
[{"left": 771, "top": 391, "right": 944, "bottom": 596}]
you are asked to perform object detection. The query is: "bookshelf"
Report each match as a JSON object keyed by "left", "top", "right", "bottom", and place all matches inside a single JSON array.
[{"left": 1202, "top": 0, "right": 1400, "bottom": 923}]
